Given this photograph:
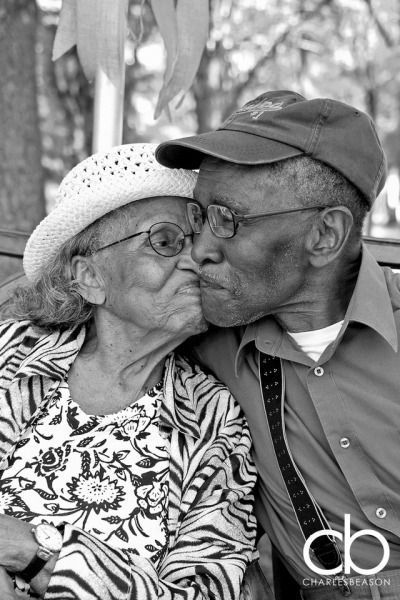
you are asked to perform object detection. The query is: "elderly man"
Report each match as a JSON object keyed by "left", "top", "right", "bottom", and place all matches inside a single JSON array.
[{"left": 155, "top": 91, "right": 400, "bottom": 600}]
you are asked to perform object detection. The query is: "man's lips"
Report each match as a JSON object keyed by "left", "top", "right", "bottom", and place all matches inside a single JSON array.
[{"left": 198, "top": 274, "right": 227, "bottom": 289}]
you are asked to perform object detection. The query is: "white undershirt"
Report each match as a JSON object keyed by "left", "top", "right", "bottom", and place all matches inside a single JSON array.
[{"left": 287, "top": 320, "right": 344, "bottom": 361}]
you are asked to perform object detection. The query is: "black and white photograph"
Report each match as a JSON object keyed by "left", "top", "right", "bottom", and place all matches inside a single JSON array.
[{"left": 0, "top": 1, "right": 399, "bottom": 599}]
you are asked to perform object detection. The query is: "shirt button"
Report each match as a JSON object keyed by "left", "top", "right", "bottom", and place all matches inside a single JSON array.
[
  {"left": 376, "top": 508, "right": 387, "bottom": 519},
  {"left": 314, "top": 366, "right": 324, "bottom": 376},
  {"left": 340, "top": 437, "right": 350, "bottom": 448}
]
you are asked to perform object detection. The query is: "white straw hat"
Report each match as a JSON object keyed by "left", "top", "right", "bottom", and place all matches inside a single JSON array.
[{"left": 23, "top": 143, "right": 197, "bottom": 282}]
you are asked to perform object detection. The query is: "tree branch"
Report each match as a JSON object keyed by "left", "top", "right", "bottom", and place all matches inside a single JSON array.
[
  {"left": 363, "top": 0, "right": 394, "bottom": 47},
  {"left": 221, "top": 0, "right": 334, "bottom": 120}
]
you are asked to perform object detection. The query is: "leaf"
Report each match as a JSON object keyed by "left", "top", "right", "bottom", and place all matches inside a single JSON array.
[
  {"left": 102, "top": 515, "right": 122, "bottom": 524},
  {"left": 115, "top": 450, "right": 129, "bottom": 461},
  {"left": 19, "top": 477, "right": 35, "bottom": 490},
  {"left": 130, "top": 474, "right": 141, "bottom": 486},
  {"left": 145, "top": 544, "right": 157, "bottom": 552},
  {"left": 71, "top": 417, "right": 98, "bottom": 437},
  {"left": 73, "top": 0, "right": 129, "bottom": 82},
  {"left": 49, "top": 409, "right": 63, "bottom": 426},
  {"left": 114, "top": 526, "right": 128, "bottom": 542},
  {"left": 35, "top": 489, "right": 58, "bottom": 500},
  {"left": 150, "top": 0, "right": 177, "bottom": 84},
  {"left": 136, "top": 431, "right": 150, "bottom": 440},
  {"left": 114, "top": 430, "right": 130, "bottom": 441},
  {"left": 12, "top": 496, "right": 30, "bottom": 510},
  {"left": 81, "top": 451, "right": 91, "bottom": 476},
  {"left": 66, "top": 405, "right": 80, "bottom": 430},
  {"left": 44, "top": 503, "right": 60, "bottom": 514},
  {"left": 16, "top": 438, "right": 29, "bottom": 449},
  {"left": 78, "top": 436, "right": 94, "bottom": 447},
  {"left": 53, "top": 0, "right": 78, "bottom": 61},
  {"left": 115, "top": 468, "right": 127, "bottom": 481},
  {"left": 136, "top": 457, "right": 157, "bottom": 469},
  {"left": 93, "top": 440, "right": 106, "bottom": 448},
  {"left": 11, "top": 511, "right": 34, "bottom": 519},
  {"left": 154, "top": 0, "right": 209, "bottom": 118}
]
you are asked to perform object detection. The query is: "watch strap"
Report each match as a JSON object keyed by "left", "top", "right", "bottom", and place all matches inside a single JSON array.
[
  {"left": 19, "top": 523, "right": 64, "bottom": 583},
  {"left": 19, "top": 554, "right": 48, "bottom": 583}
]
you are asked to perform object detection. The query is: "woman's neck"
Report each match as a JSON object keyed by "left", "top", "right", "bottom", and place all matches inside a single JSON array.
[{"left": 69, "top": 315, "right": 186, "bottom": 414}]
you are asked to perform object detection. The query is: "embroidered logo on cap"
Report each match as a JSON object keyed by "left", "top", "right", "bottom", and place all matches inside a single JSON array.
[{"left": 222, "top": 98, "right": 284, "bottom": 127}]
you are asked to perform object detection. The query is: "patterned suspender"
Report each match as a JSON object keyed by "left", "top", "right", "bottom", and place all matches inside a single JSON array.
[{"left": 259, "top": 352, "right": 351, "bottom": 596}]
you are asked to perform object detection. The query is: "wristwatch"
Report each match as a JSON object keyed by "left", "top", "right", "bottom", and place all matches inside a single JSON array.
[{"left": 19, "top": 522, "right": 63, "bottom": 583}]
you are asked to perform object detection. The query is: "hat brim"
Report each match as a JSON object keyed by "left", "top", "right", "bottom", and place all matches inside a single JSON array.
[
  {"left": 156, "top": 129, "right": 304, "bottom": 169},
  {"left": 23, "top": 143, "right": 197, "bottom": 282}
]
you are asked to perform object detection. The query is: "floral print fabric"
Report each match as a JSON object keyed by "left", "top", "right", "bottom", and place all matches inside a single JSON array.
[
  {"left": 0, "top": 321, "right": 257, "bottom": 600},
  {"left": 0, "top": 378, "right": 170, "bottom": 567}
]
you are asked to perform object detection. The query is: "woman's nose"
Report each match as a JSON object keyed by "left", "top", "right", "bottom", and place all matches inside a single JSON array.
[{"left": 176, "top": 235, "right": 199, "bottom": 272}]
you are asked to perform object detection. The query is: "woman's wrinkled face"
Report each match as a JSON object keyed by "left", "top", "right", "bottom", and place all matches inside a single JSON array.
[{"left": 97, "top": 197, "right": 206, "bottom": 338}]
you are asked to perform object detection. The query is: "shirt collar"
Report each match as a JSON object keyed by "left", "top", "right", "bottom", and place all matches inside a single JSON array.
[
  {"left": 235, "top": 243, "right": 398, "bottom": 368},
  {"left": 14, "top": 325, "right": 85, "bottom": 380},
  {"left": 12, "top": 326, "right": 201, "bottom": 439},
  {"left": 345, "top": 244, "right": 397, "bottom": 351}
]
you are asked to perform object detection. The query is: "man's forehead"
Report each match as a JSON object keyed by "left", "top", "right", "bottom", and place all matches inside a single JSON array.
[
  {"left": 195, "top": 157, "right": 286, "bottom": 208},
  {"left": 198, "top": 156, "right": 248, "bottom": 175}
]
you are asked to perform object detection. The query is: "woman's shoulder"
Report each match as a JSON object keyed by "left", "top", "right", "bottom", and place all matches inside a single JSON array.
[{"left": 0, "top": 318, "right": 41, "bottom": 351}]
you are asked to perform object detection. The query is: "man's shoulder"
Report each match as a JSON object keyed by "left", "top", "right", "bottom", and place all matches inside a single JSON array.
[{"left": 182, "top": 326, "right": 244, "bottom": 377}]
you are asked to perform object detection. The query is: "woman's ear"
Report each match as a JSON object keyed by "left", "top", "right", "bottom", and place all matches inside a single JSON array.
[
  {"left": 70, "top": 255, "right": 106, "bottom": 305},
  {"left": 306, "top": 206, "right": 354, "bottom": 267}
]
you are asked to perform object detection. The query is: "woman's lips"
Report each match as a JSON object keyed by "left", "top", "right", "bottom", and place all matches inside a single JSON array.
[{"left": 178, "top": 282, "right": 201, "bottom": 295}]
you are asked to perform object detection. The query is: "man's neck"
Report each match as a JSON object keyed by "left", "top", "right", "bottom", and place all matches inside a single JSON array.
[{"left": 274, "top": 251, "right": 361, "bottom": 333}]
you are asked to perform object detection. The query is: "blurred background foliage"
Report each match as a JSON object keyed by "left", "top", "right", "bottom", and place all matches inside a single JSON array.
[{"left": 1, "top": 0, "right": 400, "bottom": 275}]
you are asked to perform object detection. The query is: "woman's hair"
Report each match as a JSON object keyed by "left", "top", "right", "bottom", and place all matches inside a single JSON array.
[{"left": 8, "top": 203, "right": 135, "bottom": 332}]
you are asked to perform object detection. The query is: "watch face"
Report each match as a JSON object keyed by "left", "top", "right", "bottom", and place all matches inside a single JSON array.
[{"left": 35, "top": 523, "right": 63, "bottom": 553}]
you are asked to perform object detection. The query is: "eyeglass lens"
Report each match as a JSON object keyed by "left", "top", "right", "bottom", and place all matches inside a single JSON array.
[
  {"left": 149, "top": 223, "right": 187, "bottom": 256},
  {"left": 187, "top": 203, "right": 235, "bottom": 238}
]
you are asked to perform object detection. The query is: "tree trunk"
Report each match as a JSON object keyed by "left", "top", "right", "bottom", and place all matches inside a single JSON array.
[{"left": 0, "top": 0, "right": 44, "bottom": 281}]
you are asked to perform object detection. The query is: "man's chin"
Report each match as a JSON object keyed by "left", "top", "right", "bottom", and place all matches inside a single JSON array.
[
  {"left": 202, "top": 296, "right": 266, "bottom": 328},
  {"left": 202, "top": 300, "right": 241, "bottom": 328}
]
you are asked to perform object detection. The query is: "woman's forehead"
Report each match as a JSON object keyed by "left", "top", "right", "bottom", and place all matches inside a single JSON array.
[{"left": 128, "top": 196, "right": 190, "bottom": 225}]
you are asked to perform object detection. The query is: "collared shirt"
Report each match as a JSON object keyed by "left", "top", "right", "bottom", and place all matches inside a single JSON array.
[
  {"left": 0, "top": 319, "right": 257, "bottom": 600},
  {"left": 194, "top": 245, "right": 400, "bottom": 582}
]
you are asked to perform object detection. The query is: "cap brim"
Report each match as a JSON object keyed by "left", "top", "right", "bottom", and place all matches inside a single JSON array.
[{"left": 156, "top": 129, "right": 304, "bottom": 169}]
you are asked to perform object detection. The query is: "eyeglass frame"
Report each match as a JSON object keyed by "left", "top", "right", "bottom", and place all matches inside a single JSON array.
[
  {"left": 187, "top": 202, "right": 331, "bottom": 239},
  {"left": 94, "top": 221, "right": 192, "bottom": 257}
]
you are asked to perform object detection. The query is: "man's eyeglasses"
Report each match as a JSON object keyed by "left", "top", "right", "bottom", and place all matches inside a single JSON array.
[
  {"left": 187, "top": 202, "right": 330, "bottom": 239},
  {"left": 95, "top": 222, "right": 192, "bottom": 257}
]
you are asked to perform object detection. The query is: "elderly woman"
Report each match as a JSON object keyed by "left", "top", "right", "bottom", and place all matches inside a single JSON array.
[{"left": 0, "top": 143, "right": 257, "bottom": 600}]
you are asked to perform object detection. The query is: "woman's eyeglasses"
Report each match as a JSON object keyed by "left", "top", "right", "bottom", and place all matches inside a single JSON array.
[
  {"left": 187, "top": 202, "right": 329, "bottom": 239},
  {"left": 95, "top": 222, "right": 192, "bottom": 257}
]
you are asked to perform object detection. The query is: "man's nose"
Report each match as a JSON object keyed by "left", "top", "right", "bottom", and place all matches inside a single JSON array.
[{"left": 191, "top": 222, "right": 223, "bottom": 265}]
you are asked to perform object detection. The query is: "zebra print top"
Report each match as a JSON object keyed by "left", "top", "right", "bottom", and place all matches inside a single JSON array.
[{"left": 0, "top": 319, "right": 257, "bottom": 600}]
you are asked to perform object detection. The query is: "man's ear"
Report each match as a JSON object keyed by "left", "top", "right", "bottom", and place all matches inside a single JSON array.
[
  {"left": 70, "top": 255, "right": 106, "bottom": 305},
  {"left": 306, "top": 206, "right": 354, "bottom": 267}
]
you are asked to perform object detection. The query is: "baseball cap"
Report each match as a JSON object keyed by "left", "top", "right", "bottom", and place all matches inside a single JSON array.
[{"left": 156, "top": 90, "right": 387, "bottom": 206}]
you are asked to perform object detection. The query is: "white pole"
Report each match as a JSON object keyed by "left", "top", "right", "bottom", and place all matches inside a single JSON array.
[{"left": 92, "top": 63, "right": 125, "bottom": 153}]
